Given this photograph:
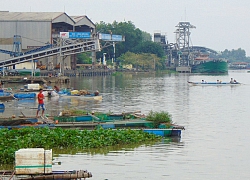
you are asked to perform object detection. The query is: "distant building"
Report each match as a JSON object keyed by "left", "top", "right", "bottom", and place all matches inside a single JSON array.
[
  {"left": 230, "top": 62, "right": 249, "bottom": 69},
  {"left": 0, "top": 11, "right": 95, "bottom": 70}
]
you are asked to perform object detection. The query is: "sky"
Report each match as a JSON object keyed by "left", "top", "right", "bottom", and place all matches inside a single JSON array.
[{"left": 2, "top": 0, "right": 250, "bottom": 56}]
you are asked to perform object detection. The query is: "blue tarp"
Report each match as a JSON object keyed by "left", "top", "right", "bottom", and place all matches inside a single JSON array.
[{"left": 14, "top": 93, "right": 36, "bottom": 99}]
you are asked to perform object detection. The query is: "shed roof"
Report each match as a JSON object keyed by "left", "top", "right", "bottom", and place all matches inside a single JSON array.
[
  {"left": 71, "top": 15, "right": 95, "bottom": 28},
  {"left": 0, "top": 12, "right": 67, "bottom": 21}
]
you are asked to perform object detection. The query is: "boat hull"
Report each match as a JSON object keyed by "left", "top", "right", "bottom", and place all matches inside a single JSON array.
[{"left": 191, "top": 60, "right": 228, "bottom": 73}]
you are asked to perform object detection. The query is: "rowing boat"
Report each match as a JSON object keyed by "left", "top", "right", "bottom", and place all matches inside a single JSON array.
[{"left": 188, "top": 81, "right": 242, "bottom": 86}]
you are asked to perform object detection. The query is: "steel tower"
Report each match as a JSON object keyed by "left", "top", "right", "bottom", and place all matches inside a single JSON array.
[{"left": 174, "top": 22, "right": 196, "bottom": 66}]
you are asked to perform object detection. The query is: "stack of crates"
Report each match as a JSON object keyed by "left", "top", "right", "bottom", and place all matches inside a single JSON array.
[{"left": 15, "top": 148, "right": 52, "bottom": 174}]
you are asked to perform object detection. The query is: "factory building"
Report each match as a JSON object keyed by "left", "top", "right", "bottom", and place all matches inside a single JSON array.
[{"left": 0, "top": 11, "right": 96, "bottom": 70}]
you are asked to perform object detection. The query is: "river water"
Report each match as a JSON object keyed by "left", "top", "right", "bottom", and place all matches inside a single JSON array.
[{"left": 2, "top": 70, "right": 250, "bottom": 179}]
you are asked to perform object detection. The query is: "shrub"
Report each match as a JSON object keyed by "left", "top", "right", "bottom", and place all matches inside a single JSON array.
[{"left": 146, "top": 111, "right": 172, "bottom": 128}]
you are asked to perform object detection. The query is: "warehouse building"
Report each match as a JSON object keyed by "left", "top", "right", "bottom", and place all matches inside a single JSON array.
[{"left": 0, "top": 11, "right": 96, "bottom": 70}]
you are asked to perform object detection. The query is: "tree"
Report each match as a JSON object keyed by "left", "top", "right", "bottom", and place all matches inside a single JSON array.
[
  {"left": 96, "top": 21, "right": 143, "bottom": 59},
  {"left": 133, "top": 41, "right": 165, "bottom": 58},
  {"left": 219, "top": 48, "right": 247, "bottom": 62},
  {"left": 95, "top": 20, "right": 166, "bottom": 68},
  {"left": 77, "top": 52, "right": 92, "bottom": 64},
  {"left": 118, "top": 52, "right": 163, "bottom": 70}
]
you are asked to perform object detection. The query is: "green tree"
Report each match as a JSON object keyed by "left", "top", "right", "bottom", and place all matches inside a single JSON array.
[
  {"left": 96, "top": 21, "right": 143, "bottom": 59},
  {"left": 95, "top": 20, "right": 166, "bottom": 68},
  {"left": 77, "top": 52, "right": 92, "bottom": 64},
  {"left": 118, "top": 52, "right": 163, "bottom": 70},
  {"left": 219, "top": 48, "right": 247, "bottom": 62},
  {"left": 133, "top": 41, "right": 165, "bottom": 58},
  {"left": 141, "top": 31, "right": 152, "bottom": 42}
]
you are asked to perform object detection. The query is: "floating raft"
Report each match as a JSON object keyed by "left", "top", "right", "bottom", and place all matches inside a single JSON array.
[
  {"left": 0, "top": 170, "right": 92, "bottom": 180},
  {"left": 0, "top": 118, "right": 55, "bottom": 129},
  {"left": 54, "top": 119, "right": 184, "bottom": 137}
]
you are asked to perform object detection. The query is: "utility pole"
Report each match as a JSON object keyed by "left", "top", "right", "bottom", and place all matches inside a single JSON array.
[{"left": 103, "top": 53, "right": 106, "bottom": 66}]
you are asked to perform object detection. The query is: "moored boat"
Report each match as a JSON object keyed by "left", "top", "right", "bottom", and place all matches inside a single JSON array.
[
  {"left": 59, "top": 89, "right": 102, "bottom": 100},
  {"left": 0, "top": 91, "right": 15, "bottom": 101},
  {"left": 60, "top": 94, "right": 102, "bottom": 100},
  {"left": 0, "top": 103, "right": 5, "bottom": 109},
  {"left": 191, "top": 54, "right": 228, "bottom": 73},
  {"left": 188, "top": 81, "right": 241, "bottom": 86},
  {"left": 0, "top": 118, "right": 55, "bottom": 130}
]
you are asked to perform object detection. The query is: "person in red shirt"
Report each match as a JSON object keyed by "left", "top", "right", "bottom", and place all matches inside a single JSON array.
[{"left": 36, "top": 88, "right": 45, "bottom": 118}]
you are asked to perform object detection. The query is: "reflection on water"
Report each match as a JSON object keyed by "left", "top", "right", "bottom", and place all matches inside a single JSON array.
[
  {"left": 2, "top": 70, "right": 250, "bottom": 179},
  {"left": 53, "top": 139, "right": 173, "bottom": 157}
]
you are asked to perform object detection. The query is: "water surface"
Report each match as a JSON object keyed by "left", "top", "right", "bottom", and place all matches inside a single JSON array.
[{"left": 2, "top": 70, "right": 250, "bottom": 180}]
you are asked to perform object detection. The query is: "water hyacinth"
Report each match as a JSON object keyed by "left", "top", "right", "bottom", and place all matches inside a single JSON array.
[{"left": 0, "top": 127, "right": 161, "bottom": 165}]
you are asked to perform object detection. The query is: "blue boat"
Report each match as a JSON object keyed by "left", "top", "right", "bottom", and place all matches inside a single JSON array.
[
  {"left": 0, "top": 103, "right": 5, "bottom": 109},
  {"left": 0, "top": 103, "right": 5, "bottom": 113},
  {"left": 14, "top": 93, "right": 36, "bottom": 99},
  {"left": 143, "top": 129, "right": 182, "bottom": 137}
]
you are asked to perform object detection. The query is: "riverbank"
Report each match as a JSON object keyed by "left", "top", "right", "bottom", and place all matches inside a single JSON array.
[{"left": 0, "top": 75, "right": 70, "bottom": 84}]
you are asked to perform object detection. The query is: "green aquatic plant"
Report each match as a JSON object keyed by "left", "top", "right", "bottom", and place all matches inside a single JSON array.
[
  {"left": 146, "top": 110, "right": 172, "bottom": 128},
  {"left": 0, "top": 127, "right": 161, "bottom": 165}
]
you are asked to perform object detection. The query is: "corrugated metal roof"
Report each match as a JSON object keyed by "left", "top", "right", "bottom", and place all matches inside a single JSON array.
[
  {"left": 0, "top": 12, "right": 64, "bottom": 21},
  {"left": 70, "top": 15, "right": 95, "bottom": 28},
  {"left": 70, "top": 15, "right": 87, "bottom": 23}
]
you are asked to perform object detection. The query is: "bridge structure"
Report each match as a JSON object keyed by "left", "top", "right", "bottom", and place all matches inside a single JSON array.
[{"left": 0, "top": 32, "right": 124, "bottom": 75}]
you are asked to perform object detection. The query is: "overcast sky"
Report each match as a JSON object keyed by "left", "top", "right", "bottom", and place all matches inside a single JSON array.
[{"left": 2, "top": 0, "right": 250, "bottom": 56}]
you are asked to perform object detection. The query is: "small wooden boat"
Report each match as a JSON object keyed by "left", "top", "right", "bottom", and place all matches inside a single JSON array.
[
  {"left": 0, "top": 118, "right": 55, "bottom": 130},
  {"left": 188, "top": 81, "right": 242, "bottom": 86},
  {"left": 0, "top": 95, "right": 15, "bottom": 101},
  {"left": 60, "top": 94, "right": 102, "bottom": 100},
  {"left": 0, "top": 103, "right": 5, "bottom": 109},
  {"left": 0, "top": 91, "right": 15, "bottom": 101}
]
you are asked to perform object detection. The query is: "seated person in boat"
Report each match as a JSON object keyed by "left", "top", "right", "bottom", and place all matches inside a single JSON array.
[
  {"left": 217, "top": 80, "right": 222, "bottom": 84},
  {"left": 94, "top": 90, "right": 99, "bottom": 96},
  {"left": 54, "top": 85, "right": 60, "bottom": 92},
  {"left": 201, "top": 80, "right": 207, "bottom": 83},
  {"left": 230, "top": 78, "right": 234, "bottom": 83},
  {"left": 234, "top": 79, "right": 238, "bottom": 84}
]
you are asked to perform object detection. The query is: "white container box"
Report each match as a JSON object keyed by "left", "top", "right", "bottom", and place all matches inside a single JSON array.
[
  {"left": 27, "top": 84, "right": 40, "bottom": 90},
  {"left": 15, "top": 148, "right": 52, "bottom": 174}
]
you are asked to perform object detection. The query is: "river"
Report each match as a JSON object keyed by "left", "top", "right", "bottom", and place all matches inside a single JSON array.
[{"left": 2, "top": 70, "right": 250, "bottom": 180}]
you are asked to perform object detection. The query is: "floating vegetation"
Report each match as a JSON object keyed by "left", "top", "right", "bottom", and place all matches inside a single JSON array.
[
  {"left": 0, "top": 127, "right": 161, "bottom": 165},
  {"left": 146, "top": 110, "right": 172, "bottom": 128},
  {"left": 61, "top": 109, "right": 89, "bottom": 116}
]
